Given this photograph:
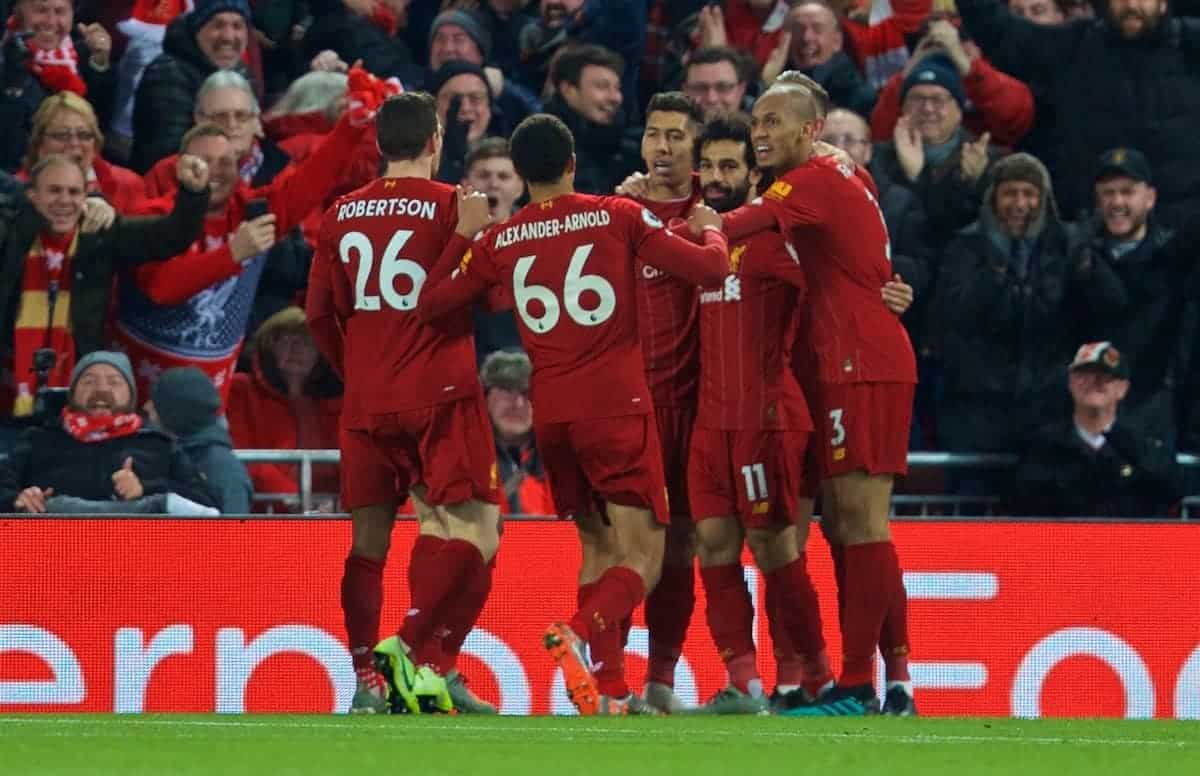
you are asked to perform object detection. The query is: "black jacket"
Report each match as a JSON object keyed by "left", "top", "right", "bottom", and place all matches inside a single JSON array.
[
  {"left": 130, "top": 16, "right": 257, "bottom": 173},
  {"left": 1074, "top": 217, "right": 1200, "bottom": 445},
  {"left": 302, "top": 2, "right": 423, "bottom": 87},
  {"left": 544, "top": 95, "right": 641, "bottom": 196},
  {"left": 0, "top": 31, "right": 116, "bottom": 172},
  {"left": 0, "top": 186, "right": 210, "bottom": 361},
  {"left": 958, "top": 0, "right": 1200, "bottom": 226},
  {"left": 1010, "top": 417, "right": 1183, "bottom": 517},
  {"left": 800, "top": 51, "right": 877, "bottom": 118},
  {"left": 0, "top": 424, "right": 216, "bottom": 510}
]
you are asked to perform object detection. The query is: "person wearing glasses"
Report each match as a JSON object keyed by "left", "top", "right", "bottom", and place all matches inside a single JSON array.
[
  {"left": 682, "top": 46, "right": 754, "bottom": 118},
  {"left": 18, "top": 91, "right": 148, "bottom": 214}
]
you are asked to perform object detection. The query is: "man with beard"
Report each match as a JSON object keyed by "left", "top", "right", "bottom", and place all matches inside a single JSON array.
[
  {"left": 710, "top": 80, "right": 919, "bottom": 716},
  {"left": 957, "top": 0, "right": 1200, "bottom": 225},
  {"left": 0, "top": 351, "right": 216, "bottom": 513},
  {"left": 1073, "top": 148, "right": 1200, "bottom": 451}
]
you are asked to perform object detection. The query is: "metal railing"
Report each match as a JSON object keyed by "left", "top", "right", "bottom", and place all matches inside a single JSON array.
[{"left": 234, "top": 449, "right": 1200, "bottom": 519}]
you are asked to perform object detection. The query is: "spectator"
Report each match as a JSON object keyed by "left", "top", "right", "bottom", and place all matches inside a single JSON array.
[
  {"left": 111, "top": 0, "right": 191, "bottom": 158},
  {"left": 147, "top": 365, "right": 252, "bottom": 514},
  {"left": 936, "top": 153, "right": 1081, "bottom": 453},
  {"left": 476, "top": 0, "right": 538, "bottom": 76},
  {"left": 957, "top": 0, "right": 1200, "bottom": 226},
  {"left": 517, "top": 0, "right": 646, "bottom": 117},
  {"left": 872, "top": 53, "right": 1000, "bottom": 252},
  {"left": 1073, "top": 147, "right": 1200, "bottom": 448},
  {"left": 1008, "top": 0, "right": 1065, "bottom": 23},
  {"left": 544, "top": 43, "right": 640, "bottom": 194},
  {"left": 20, "top": 91, "right": 148, "bottom": 213},
  {"left": 0, "top": 0, "right": 115, "bottom": 170},
  {"left": 130, "top": 0, "right": 256, "bottom": 173},
  {"left": 427, "top": 9, "right": 541, "bottom": 129},
  {"left": 0, "top": 351, "right": 217, "bottom": 514},
  {"left": 698, "top": 1, "right": 790, "bottom": 70},
  {"left": 681, "top": 46, "right": 754, "bottom": 117},
  {"left": 1000, "top": 0, "right": 1065, "bottom": 184},
  {"left": 462, "top": 138, "right": 524, "bottom": 359},
  {"left": 480, "top": 349, "right": 554, "bottom": 516},
  {"left": 768, "top": 1, "right": 878, "bottom": 116},
  {"left": 1010, "top": 341, "right": 1183, "bottom": 517},
  {"left": 0, "top": 153, "right": 210, "bottom": 416},
  {"left": 301, "top": 0, "right": 422, "bottom": 88},
  {"left": 869, "top": 19, "right": 1034, "bottom": 149},
  {"left": 431, "top": 59, "right": 504, "bottom": 183},
  {"left": 113, "top": 98, "right": 370, "bottom": 403},
  {"left": 226, "top": 306, "right": 342, "bottom": 510},
  {"left": 262, "top": 71, "right": 349, "bottom": 151}
]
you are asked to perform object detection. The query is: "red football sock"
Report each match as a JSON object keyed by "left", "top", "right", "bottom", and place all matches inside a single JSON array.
[
  {"left": 840, "top": 542, "right": 897, "bottom": 688},
  {"left": 829, "top": 542, "right": 846, "bottom": 629},
  {"left": 399, "top": 539, "right": 484, "bottom": 657},
  {"left": 764, "top": 568, "right": 804, "bottom": 689},
  {"left": 341, "top": 554, "right": 384, "bottom": 671},
  {"left": 645, "top": 563, "right": 695, "bottom": 687},
  {"left": 437, "top": 556, "right": 496, "bottom": 675},
  {"left": 766, "top": 555, "right": 832, "bottom": 695},
  {"left": 568, "top": 566, "right": 645, "bottom": 643},
  {"left": 406, "top": 535, "right": 446, "bottom": 665},
  {"left": 879, "top": 544, "right": 911, "bottom": 682},
  {"left": 591, "top": 618, "right": 629, "bottom": 698},
  {"left": 699, "top": 564, "right": 757, "bottom": 685}
]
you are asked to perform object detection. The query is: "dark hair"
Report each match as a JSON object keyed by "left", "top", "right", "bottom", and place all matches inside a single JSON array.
[
  {"left": 510, "top": 113, "right": 574, "bottom": 184},
  {"left": 646, "top": 91, "right": 704, "bottom": 129},
  {"left": 687, "top": 46, "right": 752, "bottom": 85},
  {"left": 696, "top": 112, "right": 755, "bottom": 169},
  {"left": 465, "top": 136, "right": 511, "bottom": 173},
  {"left": 550, "top": 44, "right": 624, "bottom": 89},
  {"left": 179, "top": 122, "right": 230, "bottom": 153},
  {"left": 376, "top": 92, "right": 439, "bottom": 161}
]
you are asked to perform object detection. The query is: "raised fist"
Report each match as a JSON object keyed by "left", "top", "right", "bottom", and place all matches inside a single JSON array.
[
  {"left": 175, "top": 154, "right": 210, "bottom": 193},
  {"left": 455, "top": 186, "right": 493, "bottom": 238}
]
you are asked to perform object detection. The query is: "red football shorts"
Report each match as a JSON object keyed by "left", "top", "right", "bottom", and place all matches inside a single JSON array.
[
  {"left": 687, "top": 428, "right": 810, "bottom": 529},
  {"left": 340, "top": 396, "right": 500, "bottom": 510},
  {"left": 654, "top": 404, "right": 695, "bottom": 522},
  {"left": 534, "top": 413, "right": 670, "bottom": 525},
  {"left": 812, "top": 381, "right": 914, "bottom": 480}
]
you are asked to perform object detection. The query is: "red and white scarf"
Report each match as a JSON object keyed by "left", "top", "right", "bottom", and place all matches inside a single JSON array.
[
  {"left": 6, "top": 230, "right": 78, "bottom": 417},
  {"left": 120, "top": 1, "right": 192, "bottom": 42},
  {"left": 4, "top": 15, "right": 86, "bottom": 96},
  {"left": 62, "top": 408, "right": 144, "bottom": 443}
]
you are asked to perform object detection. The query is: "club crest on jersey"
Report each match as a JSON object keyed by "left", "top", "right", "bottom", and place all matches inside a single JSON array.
[
  {"left": 765, "top": 181, "right": 792, "bottom": 201},
  {"left": 641, "top": 208, "right": 664, "bottom": 229},
  {"left": 729, "top": 244, "right": 746, "bottom": 272}
]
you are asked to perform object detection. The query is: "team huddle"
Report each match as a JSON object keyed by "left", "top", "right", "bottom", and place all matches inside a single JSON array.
[{"left": 307, "top": 73, "right": 918, "bottom": 718}]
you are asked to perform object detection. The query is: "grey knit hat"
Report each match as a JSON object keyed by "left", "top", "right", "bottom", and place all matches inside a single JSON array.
[
  {"left": 480, "top": 350, "right": 531, "bottom": 393},
  {"left": 429, "top": 10, "right": 493, "bottom": 63},
  {"left": 71, "top": 351, "right": 136, "bottom": 405},
  {"left": 152, "top": 366, "right": 221, "bottom": 437}
]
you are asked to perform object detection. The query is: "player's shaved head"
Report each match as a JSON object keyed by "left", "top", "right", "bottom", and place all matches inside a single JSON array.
[
  {"left": 760, "top": 82, "right": 824, "bottom": 123},
  {"left": 772, "top": 71, "right": 831, "bottom": 118},
  {"left": 377, "top": 92, "right": 440, "bottom": 161},
  {"left": 511, "top": 113, "right": 575, "bottom": 184}
]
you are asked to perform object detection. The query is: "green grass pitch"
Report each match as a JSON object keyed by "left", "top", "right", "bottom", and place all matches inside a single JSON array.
[{"left": 0, "top": 715, "right": 1197, "bottom": 775}]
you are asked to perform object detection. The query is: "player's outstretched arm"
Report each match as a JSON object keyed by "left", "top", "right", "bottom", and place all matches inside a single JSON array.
[
  {"left": 418, "top": 188, "right": 495, "bottom": 322},
  {"left": 305, "top": 230, "right": 346, "bottom": 378},
  {"left": 718, "top": 200, "right": 781, "bottom": 241},
  {"left": 641, "top": 205, "right": 730, "bottom": 287}
]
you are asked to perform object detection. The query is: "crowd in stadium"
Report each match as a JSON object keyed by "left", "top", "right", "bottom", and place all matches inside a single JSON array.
[{"left": 0, "top": 0, "right": 1198, "bottom": 521}]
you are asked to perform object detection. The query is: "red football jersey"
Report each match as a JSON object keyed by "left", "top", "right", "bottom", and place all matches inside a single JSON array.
[
  {"left": 631, "top": 188, "right": 703, "bottom": 408},
  {"left": 726, "top": 155, "right": 917, "bottom": 385},
  {"left": 419, "top": 193, "right": 729, "bottom": 423},
  {"left": 697, "top": 229, "right": 813, "bottom": 431},
  {"left": 312, "top": 177, "right": 480, "bottom": 428}
]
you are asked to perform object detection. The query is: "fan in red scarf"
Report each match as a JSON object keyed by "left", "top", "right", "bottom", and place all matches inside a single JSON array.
[{"left": 4, "top": 0, "right": 113, "bottom": 97}]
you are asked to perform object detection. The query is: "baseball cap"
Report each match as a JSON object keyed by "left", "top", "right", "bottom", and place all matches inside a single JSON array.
[
  {"left": 1094, "top": 147, "right": 1153, "bottom": 185},
  {"left": 1069, "top": 341, "right": 1130, "bottom": 380}
]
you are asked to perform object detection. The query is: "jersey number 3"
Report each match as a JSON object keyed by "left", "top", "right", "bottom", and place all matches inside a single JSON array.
[
  {"left": 339, "top": 229, "right": 426, "bottom": 311},
  {"left": 514, "top": 243, "right": 616, "bottom": 333}
]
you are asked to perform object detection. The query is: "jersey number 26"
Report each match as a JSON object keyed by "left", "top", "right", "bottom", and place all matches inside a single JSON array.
[{"left": 338, "top": 229, "right": 426, "bottom": 311}]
